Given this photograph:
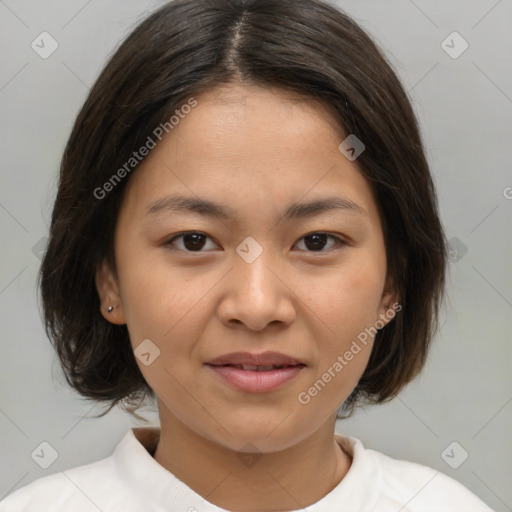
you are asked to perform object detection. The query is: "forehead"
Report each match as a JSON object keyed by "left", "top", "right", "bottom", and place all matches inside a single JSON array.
[
  {"left": 186, "top": 83, "right": 345, "bottom": 155},
  {"left": 119, "top": 82, "right": 381, "bottom": 227},
  {"left": 196, "top": 82, "right": 343, "bottom": 129}
]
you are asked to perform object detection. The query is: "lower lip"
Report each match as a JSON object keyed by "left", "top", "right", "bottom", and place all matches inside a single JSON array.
[{"left": 206, "top": 365, "right": 305, "bottom": 393}]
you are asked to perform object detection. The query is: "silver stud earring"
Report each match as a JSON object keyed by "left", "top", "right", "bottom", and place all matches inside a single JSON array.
[{"left": 106, "top": 306, "right": 114, "bottom": 313}]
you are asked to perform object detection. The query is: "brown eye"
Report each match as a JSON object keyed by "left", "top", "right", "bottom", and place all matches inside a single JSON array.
[
  {"left": 166, "top": 232, "right": 219, "bottom": 252},
  {"left": 295, "top": 232, "right": 344, "bottom": 252}
]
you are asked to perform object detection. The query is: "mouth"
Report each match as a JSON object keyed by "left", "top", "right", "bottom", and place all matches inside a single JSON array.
[
  {"left": 205, "top": 352, "right": 306, "bottom": 393},
  {"left": 206, "top": 364, "right": 305, "bottom": 393}
]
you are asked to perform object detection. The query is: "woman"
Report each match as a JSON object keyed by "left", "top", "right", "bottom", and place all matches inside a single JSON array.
[{"left": 1, "top": 0, "right": 493, "bottom": 510}]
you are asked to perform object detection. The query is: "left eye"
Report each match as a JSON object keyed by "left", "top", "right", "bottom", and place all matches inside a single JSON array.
[
  {"left": 165, "top": 231, "right": 344, "bottom": 253},
  {"left": 295, "top": 232, "right": 343, "bottom": 252}
]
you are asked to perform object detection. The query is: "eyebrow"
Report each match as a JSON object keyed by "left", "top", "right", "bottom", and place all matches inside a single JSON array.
[{"left": 145, "top": 194, "right": 369, "bottom": 221}]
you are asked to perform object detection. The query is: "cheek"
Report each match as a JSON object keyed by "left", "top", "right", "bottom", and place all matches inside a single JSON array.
[
  {"left": 116, "top": 248, "right": 211, "bottom": 342},
  {"left": 296, "top": 273, "right": 380, "bottom": 412},
  {"left": 302, "top": 255, "right": 385, "bottom": 392},
  {"left": 306, "top": 257, "right": 385, "bottom": 337}
]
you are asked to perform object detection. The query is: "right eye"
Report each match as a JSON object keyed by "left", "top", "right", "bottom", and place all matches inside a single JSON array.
[{"left": 165, "top": 231, "right": 220, "bottom": 252}]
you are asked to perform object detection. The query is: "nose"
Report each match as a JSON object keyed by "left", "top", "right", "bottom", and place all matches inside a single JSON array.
[{"left": 217, "top": 249, "right": 296, "bottom": 332}]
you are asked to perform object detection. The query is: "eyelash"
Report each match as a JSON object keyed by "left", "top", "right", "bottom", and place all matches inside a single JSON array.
[{"left": 164, "top": 231, "right": 347, "bottom": 254}]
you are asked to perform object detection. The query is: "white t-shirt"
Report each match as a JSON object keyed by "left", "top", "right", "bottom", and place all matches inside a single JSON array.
[{"left": 0, "top": 426, "right": 493, "bottom": 511}]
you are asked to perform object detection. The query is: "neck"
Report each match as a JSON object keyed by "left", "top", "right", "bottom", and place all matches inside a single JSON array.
[{"left": 152, "top": 405, "right": 351, "bottom": 511}]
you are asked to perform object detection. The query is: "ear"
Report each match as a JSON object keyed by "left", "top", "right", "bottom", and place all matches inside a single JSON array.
[
  {"left": 376, "top": 273, "right": 400, "bottom": 329},
  {"left": 95, "top": 259, "right": 127, "bottom": 325}
]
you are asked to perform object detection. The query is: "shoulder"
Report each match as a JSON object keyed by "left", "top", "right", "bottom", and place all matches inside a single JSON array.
[
  {"left": 365, "top": 443, "right": 494, "bottom": 511},
  {"left": 337, "top": 435, "right": 494, "bottom": 511},
  {"left": 0, "top": 427, "right": 164, "bottom": 512},
  {"left": 1, "top": 470, "right": 82, "bottom": 511},
  {"left": 0, "top": 450, "right": 143, "bottom": 512}
]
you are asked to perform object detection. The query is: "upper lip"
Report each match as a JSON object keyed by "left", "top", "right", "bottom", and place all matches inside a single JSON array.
[{"left": 205, "top": 351, "right": 306, "bottom": 367}]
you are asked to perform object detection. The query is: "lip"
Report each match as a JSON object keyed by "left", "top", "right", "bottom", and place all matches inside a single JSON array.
[
  {"left": 205, "top": 351, "right": 305, "bottom": 367},
  {"left": 205, "top": 351, "right": 306, "bottom": 393},
  {"left": 206, "top": 364, "right": 305, "bottom": 393}
]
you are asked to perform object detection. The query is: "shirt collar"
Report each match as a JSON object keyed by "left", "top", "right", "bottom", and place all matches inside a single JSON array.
[{"left": 113, "top": 426, "right": 381, "bottom": 511}]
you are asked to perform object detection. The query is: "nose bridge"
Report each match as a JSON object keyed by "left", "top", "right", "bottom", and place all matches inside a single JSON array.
[
  {"left": 219, "top": 236, "right": 295, "bottom": 330},
  {"left": 234, "top": 236, "right": 280, "bottom": 300}
]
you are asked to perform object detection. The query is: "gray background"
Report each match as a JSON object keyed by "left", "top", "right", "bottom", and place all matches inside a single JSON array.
[{"left": 1, "top": 0, "right": 511, "bottom": 509}]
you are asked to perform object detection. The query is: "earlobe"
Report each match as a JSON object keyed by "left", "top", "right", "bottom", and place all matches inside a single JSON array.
[
  {"left": 377, "top": 277, "right": 400, "bottom": 329},
  {"left": 95, "top": 260, "right": 127, "bottom": 325}
]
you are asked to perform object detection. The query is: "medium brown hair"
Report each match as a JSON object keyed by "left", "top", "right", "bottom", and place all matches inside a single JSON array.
[{"left": 39, "top": 0, "right": 447, "bottom": 420}]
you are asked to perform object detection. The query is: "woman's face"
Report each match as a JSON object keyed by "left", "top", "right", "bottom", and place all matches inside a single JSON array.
[{"left": 97, "top": 83, "right": 395, "bottom": 452}]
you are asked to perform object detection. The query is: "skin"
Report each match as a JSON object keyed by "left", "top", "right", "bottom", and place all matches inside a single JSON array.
[{"left": 96, "top": 82, "right": 397, "bottom": 511}]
